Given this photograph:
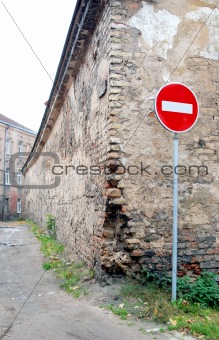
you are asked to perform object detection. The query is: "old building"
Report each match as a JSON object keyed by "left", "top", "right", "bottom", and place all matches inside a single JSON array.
[
  {"left": 23, "top": 0, "right": 219, "bottom": 279},
  {"left": 0, "top": 114, "right": 36, "bottom": 220}
]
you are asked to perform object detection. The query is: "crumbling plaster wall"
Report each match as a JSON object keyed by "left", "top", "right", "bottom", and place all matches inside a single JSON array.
[
  {"left": 24, "top": 0, "right": 219, "bottom": 278},
  {"left": 100, "top": 0, "right": 219, "bottom": 276}
]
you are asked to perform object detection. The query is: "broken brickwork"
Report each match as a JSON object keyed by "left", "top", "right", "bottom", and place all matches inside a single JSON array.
[{"left": 23, "top": 0, "right": 219, "bottom": 279}]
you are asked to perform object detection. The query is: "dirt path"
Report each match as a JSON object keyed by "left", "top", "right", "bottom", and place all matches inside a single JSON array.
[{"left": 0, "top": 223, "right": 195, "bottom": 340}]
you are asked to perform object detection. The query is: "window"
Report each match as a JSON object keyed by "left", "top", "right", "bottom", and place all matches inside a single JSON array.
[
  {"left": 5, "top": 168, "right": 10, "bottom": 185},
  {"left": 17, "top": 170, "right": 22, "bottom": 185},
  {"left": 18, "top": 142, "right": 22, "bottom": 156},
  {"left": 17, "top": 199, "right": 21, "bottom": 213},
  {"left": 6, "top": 139, "right": 10, "bottom": 155}
]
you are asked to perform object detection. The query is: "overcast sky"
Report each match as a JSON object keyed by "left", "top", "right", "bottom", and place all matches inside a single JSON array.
[{"left": 0, "top": 0, "right": 76, "bottom": 133}]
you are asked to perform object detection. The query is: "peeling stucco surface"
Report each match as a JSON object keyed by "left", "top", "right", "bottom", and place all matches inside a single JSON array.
[
  {"left": 186, "top": 7, "right": 219, "bottom": 60},
  {"left": 203, "top": 0, "right": 219, "bottom": 4},
  {"left": 128, "top": 2, "right": 181, "bottom": 59},
  {"left": 24, "top": 0, "right": 219, "bottom": 278}
]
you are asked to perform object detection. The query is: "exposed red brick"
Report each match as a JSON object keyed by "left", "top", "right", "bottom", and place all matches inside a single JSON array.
[
  {"left": 129, "top": 3, "right": 139, "bottom": 9},
  {"left": 131, "top": 250, "right": 144, "bottom": 257},
  {"left": 104, "top": 182, "right": 113, "bottom": 188},
  {"left": 148, "top": 112, "right": 155, "bottom": 117}
]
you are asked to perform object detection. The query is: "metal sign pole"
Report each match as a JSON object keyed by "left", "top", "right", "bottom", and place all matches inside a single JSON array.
[
  {"left": 172, "top": 133, "right": 178, "bottom": 302},
  {"left": 155, "top": 82, "right": 199, "bottom": 302}
]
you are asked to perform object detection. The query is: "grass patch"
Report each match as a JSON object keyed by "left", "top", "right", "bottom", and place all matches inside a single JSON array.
[
  {"left": 31, "top": 223, "right": 64, "bottom": 257},
  {"left": 115, "top": 280, "right": 219, "bottom": 339},
  {"left": 29, "top": 221, "right": 92, "bottom": 298},
  {"left": 43, "top": 261, "right": 61, "bottom": 270},
  {"left": 105, "top": 304, "right": 128, "bottom": 320},
  {"left": 29, "top": 220, "right": 219, "bottom": 338}
]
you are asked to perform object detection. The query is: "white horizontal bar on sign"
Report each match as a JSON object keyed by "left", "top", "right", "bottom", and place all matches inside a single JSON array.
[{"left": 162, "top": 101, "right": 193, "bottom": 114}]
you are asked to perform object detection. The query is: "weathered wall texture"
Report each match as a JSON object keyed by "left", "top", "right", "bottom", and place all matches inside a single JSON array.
[
  {"left": 24, "top": 0, "right": 219, "bottom": 279},
  {"left": 24, "top": 3, "right": 111, "bottom": 267},
  {"left": 101, "top": 0, "right": 219, "bottom": 276}
]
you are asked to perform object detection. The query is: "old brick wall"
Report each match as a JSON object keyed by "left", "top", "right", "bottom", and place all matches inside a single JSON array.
[
  {"left": 24, "top": 3, "right": 111, "bottom": 267},
  {"left": 100, "top": 0, "right": 219, "bottom": 276},
  {"left": 24, "top": 0, "right": 218, "bottom": 278}
]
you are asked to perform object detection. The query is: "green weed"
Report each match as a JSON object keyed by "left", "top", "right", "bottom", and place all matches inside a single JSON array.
[
  {"left": 105, "top": 304, "right": 128, "bottom": 320},
  {"left": 118, "top": 279, "right": 219, "bottom": 339},
  {"left": 177, "top": 272, "right": 219, "bottom": 309},
  {"left": 141, "top": 268, "right": 219, "bottom": 310},
  {"left": 46, "top": 214, "right": 56, "bottom": 238},
  {"left": 29, "top": 221, "right": 91, "bottom": 299},
  {"left": 43, "top": 261, "right": 61, "bottom": 270}
]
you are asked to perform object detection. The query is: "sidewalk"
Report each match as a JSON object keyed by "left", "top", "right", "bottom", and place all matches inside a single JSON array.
[{"left": 0, "top": 222, "right": 195, "bottom": 340}]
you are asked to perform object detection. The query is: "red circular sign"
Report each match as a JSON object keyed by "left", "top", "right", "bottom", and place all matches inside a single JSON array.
[{"left": 155, "top": 83, "right": 199, "bottom": 133}]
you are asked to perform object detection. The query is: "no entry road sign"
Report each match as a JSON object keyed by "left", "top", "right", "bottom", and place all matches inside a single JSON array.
[{"left": 155, "top": 83, "right": 199, "bottom": 133}]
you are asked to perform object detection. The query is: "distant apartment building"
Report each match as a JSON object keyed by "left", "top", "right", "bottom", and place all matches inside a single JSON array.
[{"left": 0, "top": 114, "right": 36, "bottom": 220}]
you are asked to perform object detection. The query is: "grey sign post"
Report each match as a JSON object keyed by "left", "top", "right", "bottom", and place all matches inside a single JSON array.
[
  {"left": 172, "top": 133, "right": 178, "bottom": 301},
  {"left": 155, "top": 82, "right": 199, "bottom": 302}
]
